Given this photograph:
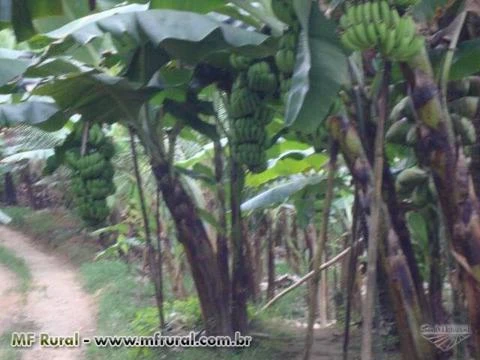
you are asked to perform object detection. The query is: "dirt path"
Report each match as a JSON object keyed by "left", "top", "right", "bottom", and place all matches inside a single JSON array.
[
  {"left": 0, "top": 226, "right": 96, "bottom": 360},
  {"left": 0, "top": 265, "right": 22, "bottom": 333}
]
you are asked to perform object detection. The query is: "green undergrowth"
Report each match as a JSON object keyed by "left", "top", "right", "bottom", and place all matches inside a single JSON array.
[
  {"left": 81, "top": 259, "right": 158, "bottom": 359},
  {"left": 0, "top": 245, "right": 31, "bottom": 292},
  {"left": 4, "top": 206, "right": 98, "bottom": 265},
  {"left": 0, "top": 320, "right": 39, "bottom": 360},
  {"left": 3, "top": 206, "right": 300, "bottom": 359}
]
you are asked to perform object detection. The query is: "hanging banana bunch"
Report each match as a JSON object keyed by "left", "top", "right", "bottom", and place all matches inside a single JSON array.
[
  {"left": 271, "top": 0, "right": 298, "bottom": 26},
  {"left": 339, "top": 1, "right": 424, "bottom": 61},
  {"left": 272, "top": 0, "right": 300, "bottom": 99},
  {"left": 62, "top": 124, "right": 116, "bottom": 226},
  {"left": 395, "top": 166, "right": 437, "bottom": 208},
  {"left": 386, "top": 114, "right": 476, "bottom": 147},
  {"left": 228, "top": 53, "right": 277, "bottom": 173}
]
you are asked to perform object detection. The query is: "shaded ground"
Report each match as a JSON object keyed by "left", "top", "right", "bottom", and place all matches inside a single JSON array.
[{"left": 0, "top": 226, "right": 96, "bottom": 360}]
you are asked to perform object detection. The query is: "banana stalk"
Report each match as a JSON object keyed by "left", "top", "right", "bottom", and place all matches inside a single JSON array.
[
  {"left": 327, "top": 115, "right": 436, "bottom": 360},
  {"left": 405, "top": 46, "right": 480, "bottom": 357}
]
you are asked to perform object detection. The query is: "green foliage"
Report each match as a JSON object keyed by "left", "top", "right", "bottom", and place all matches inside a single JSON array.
[
  {"left": 0, "top": 320, "right": 38, "bottom": 360},
  {"left": 11, "top": 0, "right": 63, "bottom": 41},
  {"left": 45, "top": 8, "right": 274, "bottom": 64},
  {"left": 165, "top": 296, "right": 203, "bottom": 328},
  {"left": 241, "top": 174, "right": 325, "bottom": 211},
  {"left": 261, "top": 286, "right": 306, "bottom": 320},
  {"left": 161, "top": 344, "right": 288, "bottom": 360},
  {"left": 150, "top": 0, "right": 225, "bottom": 13},
  {"left": 0, "top": 244, "right": 31, "bottom": 292},
  {"left": 11, "top": 209, "right": 57, "bottom": 238},
  {"left": 2, "top": 206, "right": 35, "bottom": 227},
  {"left": 0, "top": 49, "right": 33, "bottom": 86},
  {"left": 33, "top": 73, "right": 152, "bottom": 127},
  {"left": 450, "top": 39, "right": 480, "bottom": 80},
  {"left": 0, "top": 102, "right": 63, "bottom": 131},
  {"left": 131, "top": 306, "right": 160, "bottom": 336},
  {"left": 285, "top": 1, "right": 348, "bottom": 133},
  {"left": 245, "top": 149, "right": 328, "bottom": 187},
  {"left": 81, "top": 259, "right": 131, "bottom": 292},
  {"left": 80, "top": 259, "right": 157, "bottom": 360},
  {"left": 406, "top": 211, "right": 430, "bottom": 279}
]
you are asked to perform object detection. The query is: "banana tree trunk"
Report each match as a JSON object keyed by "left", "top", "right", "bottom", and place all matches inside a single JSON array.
[
  {"left": 267, "top": 222, "right": 276, "bottom": 300},
  {"left": 4, "top": 172, "right": 17, "bottom": 205},
  {"left": 152, "top": 163, "right": 232, "bottom": 336},
  {"left": 472, "top": 102, "right": 480, "bottom": 197},
  {"left": 328, "top": 115, "right": 435, "bottom": 360},
  {"left": 214, "top": 139, "right": 230, "bottom": 311},
  {"left": 406, "top": 48, "right": 480, "bottom": 357},
  {"left": 230, "top": 159, "right": 249, "bottom": 333}
]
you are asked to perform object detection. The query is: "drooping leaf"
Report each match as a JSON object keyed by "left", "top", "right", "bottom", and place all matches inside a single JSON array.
[
  {"left": 241, "top": 174, "right": 324, "bottom": 211},
  {"left": 0, "top": 49, "right": 34, "bottom": 86},
  {"left": 45, "top": 3, "right": 148, "bottom": 40},
  {"left": 407, "top": 211, "right": 429, "bottom": 249},
  {"left": 0, "top": 101, "right": 64, "bottom": 130},
  {"left": 413, "top": 0, "right": 449, "bottom": 21},
  {"left": 24, "top": 57, "right": 87, "bottom": 77},
  {"left": 285, "top": 1, "right": 348, "bottom": 133},
  {"left": 46, "top": 9, "right": 274, "bottom": 64},
  {"left": 1, "top": 148, "right": 54, "bottom": 163},
  {"left": 245, "top": 149, "right": 328, "bottom": 187},
  {"left": 11, "top": 0, "right": 64, "bottom": 41},
  {"left": 450, "top": 39, "right": 480, "bottom": 80},
  {"left": 97, "top": 0, "right": 149, "bottom": 11},
  {"left": 0, "top": 209, "right": 12, "bottom": 224},
  {"left": 150, "top": 0, "right": 225, "bottom": 13},
  {"left": 0, "top": 0, "right": 12, "bottom": 29},
  {"left": 33, "top": 72, "right": 156, "bottom": 124},
  {"left": 163, "top": 98, "right": 219, "bottom": 140},
  {"left": 175, "top": 139, "right": 227, "bottom": 168},
  {"left": 197, "top": 206, "right": 223, "bottom": 233}
]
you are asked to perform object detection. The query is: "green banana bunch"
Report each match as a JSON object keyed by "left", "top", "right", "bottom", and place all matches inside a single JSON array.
[
  {"left": 275, "top": 49, "right": 295, "bottom": 75},
  {"left": 386, "top": 117, "right": 413, "bottom": 144},
  {"left": 275, "top": 27, "right": 299, "bottom": 101},
  {"left": 451, "top": 114, "right": 477, "bottom": 145},
  {"left": 54, "top": 124, "right": 116, "bottom": 226},
  {"left": 229, "top": 87, "right": 261, "bottom": 118},
  {"left": 230, "top": 53, "right": 252, "bottom": 71},
  {"left": 235, "top": 143, "right": 267, "bottom": 172},
  {"left": 229, "top": 56, "right": 279, "bottom": 173},
  {"left": 233, "top": 118, "right": 267, "bottom": 144},
  {"left": 88, "top": 124, "right": 105, "bottom": 147},
  {"left": 339, "top": 1, "right": 424, "bottom": 61},
  {"left": 254, "top": 105, "right": 275, "bottom": 126},
  {"left": 247, "top": 61, "right": 278, "bottom": 94},
  {"left": 271, "top": 0, "right": 297, "bottom": 25},
  {"left": 395, "top": 166, "right": 428, "bottom": 195}
]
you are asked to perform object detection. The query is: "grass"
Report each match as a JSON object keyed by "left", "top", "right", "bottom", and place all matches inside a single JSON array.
[
  {"left": 263, "top": 289, "right": 307, "bottom": 321},
  {"left": 2, "top": 206, "right": 34, "bottom": 228},
  {"left": 0, "top": 320, "right": 39, "bottom": 360},
  {"left": 3, "top": 206, "right": 301, "bottom": 360},
  {"left": 4, "top": 206, "right": 98, "bottom": 266},
  {"left": 80, "top": 259, "right": 158, "bottom": 360},
  {"left": 0, "top": 245, "right": 31, "bottom": 292}
]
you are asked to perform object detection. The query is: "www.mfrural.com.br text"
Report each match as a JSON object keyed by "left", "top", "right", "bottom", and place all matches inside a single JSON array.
[{"left": 10, "top": 331, "right": 252, "bottom": 348}]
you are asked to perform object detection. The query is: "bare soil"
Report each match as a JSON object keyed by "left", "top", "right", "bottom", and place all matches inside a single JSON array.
[
  {"left": 0, "top": 226, "right": 96, "bottom": 360},
  {"left": 0, "top": 265, "right": 21, "bottom": 333}
]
